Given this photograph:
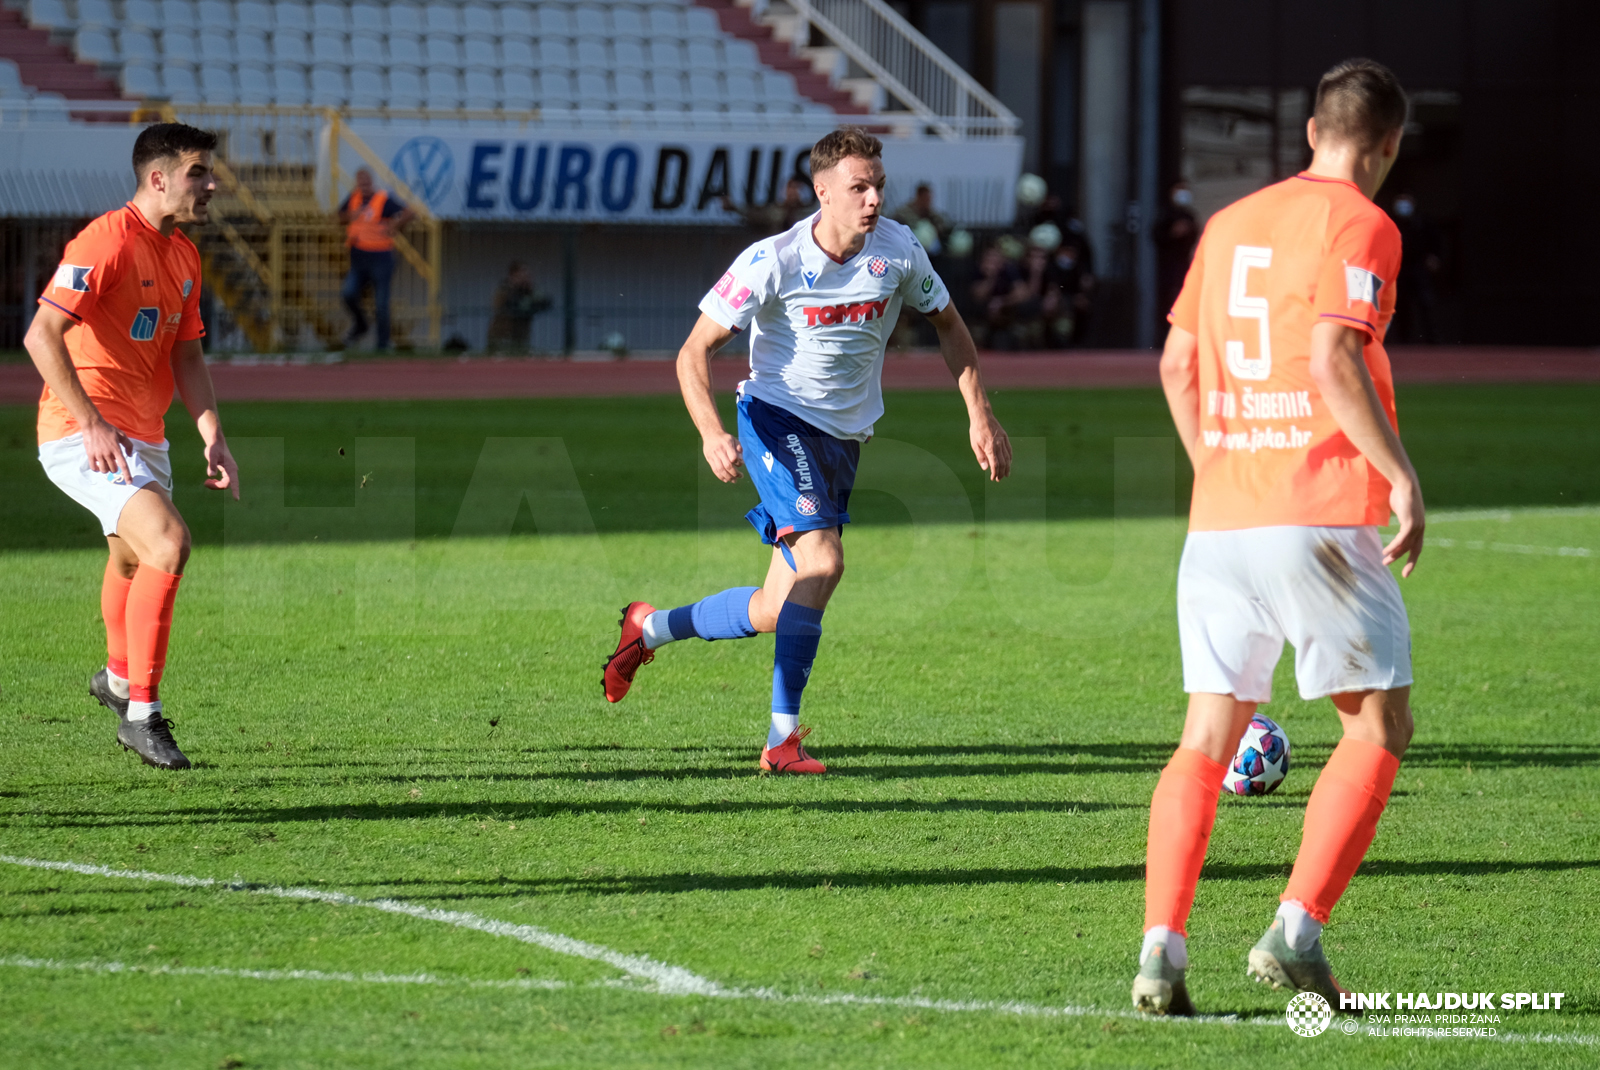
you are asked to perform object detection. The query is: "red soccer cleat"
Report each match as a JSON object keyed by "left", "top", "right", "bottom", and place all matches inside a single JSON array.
[
  {"left": 603, "top": 601, "right": 656, "bottom": 702},
  {"left": 760, "top": 725, "right": 827, "bottom": 774}
]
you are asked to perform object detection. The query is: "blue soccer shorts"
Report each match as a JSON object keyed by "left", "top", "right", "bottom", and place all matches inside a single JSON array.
[{"left": 736, "top": 391, "right": 860, "bottom": 546}]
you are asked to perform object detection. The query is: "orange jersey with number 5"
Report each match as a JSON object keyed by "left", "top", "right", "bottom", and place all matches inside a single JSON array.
[
  {"left": 1169, "top": 174, "right": 1401, "bottom": 531},
  {"left": 36, "top": 203, "right": 205, "bottom": 446}
]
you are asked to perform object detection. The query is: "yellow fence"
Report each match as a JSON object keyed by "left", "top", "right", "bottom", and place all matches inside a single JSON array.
[{"left": 147, "top": 105, "right": 442, "bottom": 352}]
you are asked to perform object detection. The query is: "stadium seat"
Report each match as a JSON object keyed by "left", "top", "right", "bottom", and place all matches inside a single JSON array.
[
  {"left": 27, "top": 0, "right": 73, "bottom": 32},
  {"left": 650, "top": 71, "right": 685, "bottom": 103},
  {"left": 349, "top": 31, "right": 382, "bottom": 65},
  {"left": 121, "top": 60, "right": 160, "bottom": 98},
  {"left": 647, "top": 6, "right": 686, "bottom": 37},
  {"left": 272, "top": 29, "right": 310, "bottom": 65},
  {"left": 724, "top": 69, "right": 758, "bottom": 101},
  {"left": 612, "top": 37, "right": 645, "bottom": 71},
  {"left": 760, "top": 70, "right": 797, "bottom": 100},
  {"left": 162, "top": 0, "right": 198, "bottom": 27},
  {"left": 199, "top": 62, "right": 237, "bottom": 103},
  {"left": 235, "top": 2, "right": 273, "bottom": 31},
  {"left": 236, "top": 62, "right": 273, "bottom": 104},
  {"left": 350, "top": 2, "right": 384, "bottom": 33},
  {"left": 574, "top": 37, "right": 608, "bottom": 71},
  {"left": 686, "top": 39, "right": 719, "bottom": 70},
  {"left": 538, "top": 5, "right": 572, "bottom": 36},
  {"left": 687, "top": 71, "right": 722, "bottom": 105},
  {"left": 28, "top": 93, "right": 73, "bottom": 121},
  {"left": 685, "top": 7, "right": 721, "bottom": 37},
  {"left": 124, "top": 0, "right": 164, "bottom": 31},
  {"left": 462, "top": 2, "right": 498, "bottom": 36},
  {"left": 575, "top": 70, "right": 609, "bottom": 101},
  {"left": 273, "top": 63, "right": 309, "bottom": 105},
  {"left": 388, "top": 3, "right": 423, "bottom": 35},
  {"left": 723, "top": 38, "right": 761, "bottom": 70},
  {"left": 501, "top": 37, "right": 535, "bottom": 68},
  {"left": 539, "top": 70, "right": 574, "bottom": 105},
  {"left": 611, "top": 5, "right": 646, "bottom": 37},
  {"left": 425, "top": 66, "right": 462, "bottom": 109},
  {"left": 347, "top": 64, "right": 383, "bottom": 104},
  {"left": 312, "top": 33, "right": 349, "bottom": 65},
  {"left": 501, "top": 69, "right": 535, "bottom": 108},
  {"left": 462, "top": 68, "right": 497, "bottom": 109},
  {"left": 0, "top": 58, "right": 26, "bottom": 96},
  {"left": 274, "top": 3, "right": 310, "bottom": 32},
  {"left": 388, "top": 33, "right": 423, "bottom": 67},
  {"left": 236, "top": 28, "right": 271, "bottom": 64},
  {"left": 118, "top": 28, "right": 160, "bottom": 65},
  {"left": 463, "top": 36, "right": 498, "bottom": 69},
  {"left": 499, "top": 5, "right": 535, "bottom": 37},
  {"left": 573, "top": 5, "right": 607, "bottom": 36},
  {"left": 198, "top": 29, "right": 233, "bottom": 64},
  {"left": 79, "top": 0, "right": 120, "bottom": 30},
  {"left": 425, "top": 33, "right": 460, "bottom": 67},
  {"left": 160, "top": 29, "right": 198, "bottom": 65},
  {"left": 425, "top": 3, "right": 461, "bottom": 35},
  {"left": 312, "top": 3, "right": 350, "bottom": 33},
  {"left": 649, "top": 40, "right": 684, "bottom": 71},
  {"left": 388, "top": 66, "right": 423, "bottom": 108},
  {"left": 537, "top": 37, "right": 572, "bottom": 69},
  {"left": 310, "top": 64, "right": 348, "bottom": 105},
  {"left": 196, "top": 0, "right": 232, "bottom": 30},
  {"left": 74, "top": 27, "right": 119, "bottom": 65},
  {"left": 161, "top": 62, "right": 200, "bottom": 103}
]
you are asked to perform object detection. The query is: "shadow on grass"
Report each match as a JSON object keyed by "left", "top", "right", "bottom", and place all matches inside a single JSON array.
[{"left": 337, "top": 857, "right": 1600, "bottom": 899}]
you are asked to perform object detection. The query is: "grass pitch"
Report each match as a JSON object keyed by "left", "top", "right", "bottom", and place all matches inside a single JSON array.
[{"left": 1, "top": 385, "right": 1597, "bottom": 1068}]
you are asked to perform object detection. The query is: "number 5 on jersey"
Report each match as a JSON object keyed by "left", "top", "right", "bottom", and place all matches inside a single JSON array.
[{"left": 1226, "top": 245, "right": 1273, "bottom": 380}]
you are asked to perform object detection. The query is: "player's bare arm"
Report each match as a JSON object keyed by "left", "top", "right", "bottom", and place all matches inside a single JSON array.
[
  {"left": 676, "top": 312, "right": 742, "bottom": 482},
  {"left": 1308, "top": 321, "right": 1424, "bottom": 575},
  {"left": 24, "top": 303, "right": 133, "bottom": 483},
  {"left": 927, "top": 301, "right": 1011, "bottom": 481},
  {"left": 1158, "top": 324, "right": 1202, "bottom": 468},
  {"left": 171, "top": 338, "right": 239, "bottom": 499}
]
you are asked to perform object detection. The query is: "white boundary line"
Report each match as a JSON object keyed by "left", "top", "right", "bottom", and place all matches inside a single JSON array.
[{"left": 2, "top": 855, "right": 1594, "bottom": 1045}]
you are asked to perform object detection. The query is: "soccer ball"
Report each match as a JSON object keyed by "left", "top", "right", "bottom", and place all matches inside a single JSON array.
[{"left": 1223, "top": 714, "right": 1291, "bottom": 796}]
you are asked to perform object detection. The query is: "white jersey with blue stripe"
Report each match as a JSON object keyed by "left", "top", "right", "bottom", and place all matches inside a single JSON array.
[{"left": 697, "top": 212, "right": 950, "bottom": 442}]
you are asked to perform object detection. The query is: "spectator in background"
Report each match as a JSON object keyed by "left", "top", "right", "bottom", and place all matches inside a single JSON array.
[
  {"left": 485, "top": 260, "right": 552, "bottom": 353},
  {"left": 720, "top": 179, "right": 810, "bottom": 237},
  {"left": 1153, "top": 180, "right": 1199, "bottom": 331},
  {"left": 892, "top": 183, "right": 954, "bottom": 253},
  {"left": 970, "top": 238, "right": 1026, "bottom": 349},
  {"left": 1389, "top": 192, "right": 1442, "bottom": 343},
  {"left": 338, "top": 168, "right": 413, "bottom": 351}
]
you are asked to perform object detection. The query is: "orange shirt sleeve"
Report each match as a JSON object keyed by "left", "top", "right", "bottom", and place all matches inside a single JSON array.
[
  {"left": 39, "top": 230, "right": 123, "bottom": 324},
  {"left": 1167, "top": 227, "right": 1206, "bottom": 332},
  {"left": 1314, "top": 212, "right": 1401, "bottom": 342}
]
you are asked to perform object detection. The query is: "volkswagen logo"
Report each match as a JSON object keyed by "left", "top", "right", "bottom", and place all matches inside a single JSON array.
[{"left": 390, "top": 137, "right": 454, "bottom": 208}]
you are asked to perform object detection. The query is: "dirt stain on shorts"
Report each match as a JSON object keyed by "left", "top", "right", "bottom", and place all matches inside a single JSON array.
[{"left": 1313, "top": 539, "right": 1359, "bottom": 601}]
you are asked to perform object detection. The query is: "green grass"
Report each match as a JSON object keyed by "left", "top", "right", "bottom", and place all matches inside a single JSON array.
[{"left": 2, "top": 386, "right": 1598, "bottom": 1068}]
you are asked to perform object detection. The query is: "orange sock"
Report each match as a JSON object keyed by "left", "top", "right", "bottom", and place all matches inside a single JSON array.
[
  {"left": 1144, "top": 747, "right": 1228, "bottom": 935},
  {"left": 126, "top": 566, "right": 182, "bottom": 704},
  {"left": 1282, "top": 738, "right": 1400, "bottom": 923},
  {"left": 101, "top": 558, "right": 134, "bottom": 679}
]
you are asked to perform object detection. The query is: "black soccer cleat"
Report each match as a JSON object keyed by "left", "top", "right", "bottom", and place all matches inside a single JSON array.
[
  {"left": 89, "top": 668, "right": 129, "bottom": 720},
  {"left": 118, "top": 714, "right": 191, "bottom": 771}
]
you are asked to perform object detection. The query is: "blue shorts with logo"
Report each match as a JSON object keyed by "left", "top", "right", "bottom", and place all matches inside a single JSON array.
[{"left": 737, "top": 391, "right": 860, "bottom": 546}]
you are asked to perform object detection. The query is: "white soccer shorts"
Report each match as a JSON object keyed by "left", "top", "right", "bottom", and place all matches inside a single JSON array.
[
  {"left": 39, "top": 432, "right": 173, "bottom": 536},
  {"left": 1177, "top": 525, "right": 1412, "bottom": 703}
]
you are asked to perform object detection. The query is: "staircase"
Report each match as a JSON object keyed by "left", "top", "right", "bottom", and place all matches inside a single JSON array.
[
  {"left": 0, "top": 5, "right": 121, "bottom": 100},
  {"left": 692, "top": 0, "right": 867, "bottom": 115}
]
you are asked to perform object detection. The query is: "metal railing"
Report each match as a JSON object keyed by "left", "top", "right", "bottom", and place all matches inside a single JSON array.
[{"left": 771, "top": 0, "right": 1020, "bottom": 140}]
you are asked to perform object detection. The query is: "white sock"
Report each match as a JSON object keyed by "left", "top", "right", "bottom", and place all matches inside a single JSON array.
[
  {"left": 641, "top": 610, "right": 676, "bottom": 650},
  {"left": 126, "top": 699, "right": 161, "bottom": 723},
  {"left": 1277, "top": 900, "right": 1323, "bottom": 952},
  {"left": 107, "top": 668, "right": 130, "bottom": 700},
  {"left": 767, "top": 712, "right": 798, "bottom": 749},
  {"left": 1141, "top": 926, "right": 1188, "bottom": 968}
]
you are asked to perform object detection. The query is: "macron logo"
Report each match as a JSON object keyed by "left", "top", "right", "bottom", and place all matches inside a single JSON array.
[{"left": 761, "top": 451, "right": 774, "bottom": 472}]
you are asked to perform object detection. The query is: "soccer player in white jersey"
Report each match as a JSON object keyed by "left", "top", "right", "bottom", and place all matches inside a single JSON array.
[{"left": 602, "top": 127, "right": 1012, "bottom": 773}]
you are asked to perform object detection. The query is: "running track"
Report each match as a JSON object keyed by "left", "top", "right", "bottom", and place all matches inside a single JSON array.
[{"left": 2, "top": 347, "right": 1595, "bottom": 404}]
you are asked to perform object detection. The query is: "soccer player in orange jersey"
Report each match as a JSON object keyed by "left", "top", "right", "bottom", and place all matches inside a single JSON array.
[
  {"left": 24, "top": 122, "right": 239, "bottom": 771},
  {"left": 1133, "top": 60, "right": 1423, "bottom": 1015}
]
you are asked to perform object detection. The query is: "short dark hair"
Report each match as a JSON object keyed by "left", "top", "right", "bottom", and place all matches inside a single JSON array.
[
  {"left": 1313, "top": 59, "right": 1408, "bottom": 151},
  {"left": 810, "top": 127, "right": 882, "bottom": 177},
  {"left": 132, "top": 122, "right": 218, "bottom": 183}
]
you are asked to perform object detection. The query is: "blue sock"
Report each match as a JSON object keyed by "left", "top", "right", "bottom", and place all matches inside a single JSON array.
[
  {"left": 663, "top": 586, "right": 758, "bottom": 642},
  {"left": 770, "top": 601, "right": 824, "bottom": 745}
]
